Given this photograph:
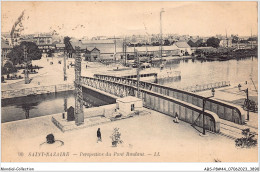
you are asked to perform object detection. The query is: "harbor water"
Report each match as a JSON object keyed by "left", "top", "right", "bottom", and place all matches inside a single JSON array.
[
  {"left": 1, "top": 90, "right": 110, "bottom": 123},
  {"left": 157, "top": 57, "right": 258, "bottom": 89},
  {"left": 1, "top": 57, "right": 258, "bottom": 123}
]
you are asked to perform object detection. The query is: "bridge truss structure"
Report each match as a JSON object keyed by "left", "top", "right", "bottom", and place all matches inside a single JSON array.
[{"left": 74, "top": 46, "right": 84, "bottom": 125}]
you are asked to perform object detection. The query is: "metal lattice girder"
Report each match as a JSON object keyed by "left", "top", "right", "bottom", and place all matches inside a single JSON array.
[{"left": 74, "top": 46, "right": 84, "bottom": 126}]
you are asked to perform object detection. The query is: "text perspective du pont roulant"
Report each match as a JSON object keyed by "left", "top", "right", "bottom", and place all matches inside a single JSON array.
[{"left": 27, "top": 151, "right": 159, "bottom": 157}]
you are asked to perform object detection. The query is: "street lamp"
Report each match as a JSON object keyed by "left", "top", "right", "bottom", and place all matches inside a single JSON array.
[
  {"left": 160, "top": 8, "right": 165, "bottom": 64},
  {"left": 240, "top": 87, "right": 249, "bottom": 121},
  {"left": 135, "top": 47, "right": 140, "bottom": 98},
  {"left": 237, "top": 84, "right": 251, "bottom": 121},
  {"left": 201, "top": 88, "right": 215, "bottom": 135}
]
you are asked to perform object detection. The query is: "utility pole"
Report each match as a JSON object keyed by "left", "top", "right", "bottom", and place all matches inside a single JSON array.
[
  {"left": 251, "top": 28, "right": 253, "bottom": 49},
  {"left": 114, "top": 36, "right": 117, "bottom": 63},
  {"left": 64, "top": 51, "right": 67, "bottom": 81},
  {"left": 74, "top": 46, "right": 84, "bottom": 126},
  {"left": 245, "top": 88, "right": 249, "bottom": 120},
  {"left": 202, "top": 96, "right": 214, "bottom": 135},
  {"left": 64, "top": 96, "right": 67, "bottom": 112},
  {"left": 225, "top": 29, "right": 228, "bottom": 47},
  {"left": 123, "top": 39, "right": 125, "bottom": 65},
  {"left": 24, "top": 45, "right": 30, "bottom": 84},
  {"left": 125, "top": 39, "right": 127, "bottom": 66},
  {"left": 202, "top": 99, "right": 206, "bottom": 135},
  {"left": 135, "top": 47, "right": 140, "bottom": 98},
  {"left": 123, "top": 38, "right": 127, "bottom": 66},
  {"left": 160, "top": 8, "right": 165, "bottom": 64},
  {"left": 201, "top": 89, "right": 215, "bottom": 135}
]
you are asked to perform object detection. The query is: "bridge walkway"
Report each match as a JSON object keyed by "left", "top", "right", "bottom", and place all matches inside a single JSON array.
[{"left": 93, "top": 74, "right": 245, "bottom": 125}]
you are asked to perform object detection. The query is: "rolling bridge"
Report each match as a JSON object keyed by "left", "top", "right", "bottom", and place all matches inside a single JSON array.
[
  {"left": 81, "top": 75, "right": 220, "bottom": 133},
  {"left": 81, "top": 74, "right": 249, "bottom": 137},
  {"left": 93, "top": 74, "right": 245, "bottom": 125}
]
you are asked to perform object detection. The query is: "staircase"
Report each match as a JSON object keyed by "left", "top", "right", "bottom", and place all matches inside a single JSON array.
[{"left": 219, "top": 119, "right": 258, "bottom": 140}]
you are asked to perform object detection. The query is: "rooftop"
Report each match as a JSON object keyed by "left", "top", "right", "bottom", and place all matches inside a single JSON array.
[
  {"left": 1, "top": 39, "right": 12, "bottom": 49},
  {"left": 175, "top": 41, "right": 190, "bottom": 48},
  {"left": 56, "top": 43, "right": 65, "bottom": 48},
  {"left": 117, "top": 96, "right": 141, "bottom": 103}
]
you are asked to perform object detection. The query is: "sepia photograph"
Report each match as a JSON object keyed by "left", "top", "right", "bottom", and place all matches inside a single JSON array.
[{"left": 1, "top": 0, "right": 259, "bottom": 171}]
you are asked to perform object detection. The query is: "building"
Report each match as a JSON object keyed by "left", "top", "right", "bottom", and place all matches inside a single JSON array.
[
  {"left": 69, "top": 39, "right": 123, "bottom": 60},
  {"left": 187, "top": 39, "right": 203, "bottom": 47},
  {"left": 84, "top": 49, "right": 91, "bottom": 61},
  {"left": 34, "top": 34, "right": 54, "bottom": 52},
  {"left": 69, "top": 40, "right": 88, "bottom": 58},
  {"left": 1, "top": 33, "right": 12, "bottom": 46},
  {"left": 55, "top": 43, "right": 65, "bottom": 52},
  {"left": 219, "top": 38, "right": 232, "bottom": 47},
  {"left": 116, "top": 96, "right": 143, "bottom": 117},
  {"left": 175, "top": 41, "right": 192, "bottom": 55},
  {"left": 125, "top": 44, "right": 182, "bottom": 58},
  {"left": 162, "top": 44, "right": 181, "bottom": 56},
  {"left": 1, "top": 39, "right": 12, "bottom": 64},
  {"left": 89, "top": 47, "right": 100, "bottom": 61},
  {"left": 234, "top": 43, "right": 258, "bottom": 49},
  {"left": 69, "top": 39, "right": 192, "bottom": 61}
]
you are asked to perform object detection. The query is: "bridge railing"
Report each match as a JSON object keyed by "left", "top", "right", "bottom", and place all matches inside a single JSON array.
[
  {"left": 93, "top": 74, "right": 244, "bottom": 124},
  {"left": 81, "top": 76, "right": 220, "bottom": 133},
  {"left": 181, "top": 81, "right": 230, "bottom": 92},
  {"left": 1, "top": 83, "right": 74, "bottom": 99}
]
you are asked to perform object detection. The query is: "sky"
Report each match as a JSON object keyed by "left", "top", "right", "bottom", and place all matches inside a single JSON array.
[{"left": 1, "top": 1, "right": 258, "bottom": 38}]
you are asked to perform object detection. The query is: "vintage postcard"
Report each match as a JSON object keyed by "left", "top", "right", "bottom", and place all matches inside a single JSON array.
[{"left": 1, "top": 0, "right": 259, "bottom": 170}]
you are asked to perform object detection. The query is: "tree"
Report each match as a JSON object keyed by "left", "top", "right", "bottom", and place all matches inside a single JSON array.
[
  {"left": 232, "top": 36, "right": 239, "bottom": 43},
  {"left": 152, "top": 42, "right": 160, "bottom": 46},
  {"left": 47, "top": 49, "right": 55, "bottom": 57},
  {"left": 240, "top": 39, "right": 249, "bottom": 44},
  {"left": 1, "top": 67, "right": 8, "bottom": 75},
  {"left": 64, "top": 36, "right": 71, "bottom": 53},
  {"left": 247, "top": 37, "right": 257, "bottom": 42},
  {"left": 3, "top": 61, "right": 17, "bottom": 74},
  {"left": 7, "top": 41, "right": 42, "bottom": 65},
  {"left": 110, "top": 128, "right": 123, "bottom": 147},
  {"left": 164, "top": 39, "right": 171, "bottom": 46},
  {"left": 199, "top": 42, "right": 207, "bottom": 47},
  {"left": 206, "top": 37, "right": 220, "bottom": 48}
]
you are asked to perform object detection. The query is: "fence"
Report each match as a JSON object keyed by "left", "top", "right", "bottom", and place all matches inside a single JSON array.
[
  {"left": 2, "top": 83, "right": 74, "bottom": 99},
  {"left": 181, "top": 81, "right": 230, "bottom": 92}
]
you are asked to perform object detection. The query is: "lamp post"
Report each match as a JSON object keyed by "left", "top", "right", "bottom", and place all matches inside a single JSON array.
[
  {"left": 201, "top": 88, "right": 215, "bottom": 135},
  {"left": 134, "top": 47, "right": 140, "bottom": 98},
  {"left": 23, "top": 45, "right": 30, "bottom": 84},
  {"left": 160, "top": 8, "right": 165, "bottom": 64},
  {"left": 241, "top": 88, "right": 249, "bottom": 121},
  {"left": 64, "top": 51, "right": 67, "bottom": 81}
]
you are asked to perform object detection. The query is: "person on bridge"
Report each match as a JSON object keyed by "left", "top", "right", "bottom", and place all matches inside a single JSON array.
[
  {"left": 238, "top": 84, "right": 241, "bottom": 90},
  {"left": 97, "top": 128, "right": 102, "bottom": 143},
  {"left": 173, "top": 112, "right": 179, "bottom": 123}
]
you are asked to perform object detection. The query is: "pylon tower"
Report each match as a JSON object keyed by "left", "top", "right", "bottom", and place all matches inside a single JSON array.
[
  {"left": 64, "top": 51, "right": 67, "bottom": 81},
  {"left": 74, "top": 46, "right": 84, "bottom": 125}
]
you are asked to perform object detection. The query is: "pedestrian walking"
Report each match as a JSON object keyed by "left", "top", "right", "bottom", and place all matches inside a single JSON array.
[
  {"left": 173, "top": 112, "right": 179, "bottom": 123},
  {"left": 97, "top": 128, "right": 102, "bottom": 143},
  {"left": 238, "top": 84, "right": 241, "bottom": 90}
]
